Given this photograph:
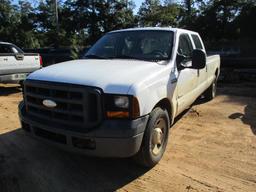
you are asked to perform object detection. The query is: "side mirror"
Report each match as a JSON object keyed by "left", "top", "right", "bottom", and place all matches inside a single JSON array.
[
  {"left": 176, "top": 53, "right": 186, "bottom": 64},
  {"left": 15, "top": 53, "right": 24, "bottom": 61},
  {"left": 176, "top": 53, "right": 190, "bottom": 70},
  {"left": 192, "top": 49, "right": 206, "bottom": 69}
]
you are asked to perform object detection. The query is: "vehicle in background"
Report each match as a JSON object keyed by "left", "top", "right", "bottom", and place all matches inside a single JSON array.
[
  {"left": 24, "top": 47, "right": 90, "bottom": 67},
  {"left": 19, "top": 28, "right": 220, "bottom": 167},
  {"left": 0, "top": 42, "right": 42, "bottom": 84},
  {"left": 24, "top": 48, "right": 72, "bottom": 67},
  {"left": 208, "top": 47, "right": 240, "bottom": 57}
]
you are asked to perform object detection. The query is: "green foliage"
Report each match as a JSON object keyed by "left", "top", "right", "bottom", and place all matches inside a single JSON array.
[
  {"left": 138, "top": 0, "right": 161, "bottom": 26},
  {"left": 70, "top": 34, "right": 80, "bottom": 60},
  {"left": 0, "top": 0, "right": 255, "bottom": 55},
  {"left": 0, "top": 0, "right": 19, "bottom": 42}
]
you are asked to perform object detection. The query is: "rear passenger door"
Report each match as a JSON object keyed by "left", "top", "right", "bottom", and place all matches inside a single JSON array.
[
  {"left": 191, "top": 34, "right": 208, "bottom": 93},
  {"left": 176, "top": 34, "right": 198, "bottom": 114}
]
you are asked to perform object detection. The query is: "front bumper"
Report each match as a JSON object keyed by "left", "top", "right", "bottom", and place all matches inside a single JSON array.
[
  {"left": 0, "top": 73, "right": 29, "bottom": 83},
  {"left": 19, "top": 102, "right": 149, "bottom": 158}
]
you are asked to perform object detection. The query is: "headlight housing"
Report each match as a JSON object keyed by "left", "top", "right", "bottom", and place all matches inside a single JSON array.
[
  {"left": 104, "top": 94, "right": 140, "bottom": 119},
  {"left": 114, "top": 96, "right": 129, "bottom": 109}
]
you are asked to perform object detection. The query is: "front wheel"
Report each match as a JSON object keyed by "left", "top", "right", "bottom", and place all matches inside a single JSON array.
[{"left": 134, "top": 107, "right": 170, "bottom": 167}]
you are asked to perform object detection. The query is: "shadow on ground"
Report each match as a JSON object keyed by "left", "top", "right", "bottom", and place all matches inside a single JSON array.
[
  {"left": 0, "top": 85, "right": 21, "bottom": 96},
  {"left": 0, "top": 129, "right": 149, "bottom": 192},
  {"left": 177, "top": 84, "right": 256, "bottom": 136},
  {"left": 229, "top": 105, "right": 256, "bottom": 135}
]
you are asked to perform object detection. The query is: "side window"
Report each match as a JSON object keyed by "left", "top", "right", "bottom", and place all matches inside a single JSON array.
[
  {"left": 0, "top": 44, "right": 13, "bottom": 53},
  {"left": 178, "top": 34, "right": 193, "bottom": 59},
  {"left": 191, "top": 34, "right": 203, "bottom": 49},
  {"left": 0, "top": 45, "right": 4, "bottom": 53}
]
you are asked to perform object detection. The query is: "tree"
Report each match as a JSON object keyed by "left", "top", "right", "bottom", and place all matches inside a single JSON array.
[
  {"left": 35, "top": 0, "right": 59, "bottom": 47},
  {"left": 138, "top": 0, "right": 161, "bottom": 26},
  {"left": 236, "top": 1, "right": 256, "bottom": 56},
  {"left": 15, "top": 0, "right": 40, "bottom": 48},
  {"left": 0, "top": 0, "right": 39, "bottom": 48},
  {"left": 1, "top": 0, "right": 254, "bottom": 55},
  {"left": 138, "top": 0, "right": 182, "bottom": 27},
  {"left": 237, "top": 1, "right": 256, "bottom": 39},
  {"left": 185, "top": 0, "right": 192, "bottom": 16},
  {"left": 0, "top": 0, "right": 19, "bottom": 42},
  {"left": 62, "top": 0, "right": 136, "bottom": 45},
  {"left": 188, "top": 0, "right": 248, "bottom": 40}
]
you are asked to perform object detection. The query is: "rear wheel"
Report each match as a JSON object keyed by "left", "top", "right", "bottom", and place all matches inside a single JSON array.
[
  {"left": 204, "top": 76, "right": 217, "bottom": 101},
  {"left": 134, "top": 107, "right": 170, "bottom": 167}
]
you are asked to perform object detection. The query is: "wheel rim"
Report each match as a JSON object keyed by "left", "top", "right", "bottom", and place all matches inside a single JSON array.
[{"left": 151, "top": 118, "right": 166, "bottom": 156}]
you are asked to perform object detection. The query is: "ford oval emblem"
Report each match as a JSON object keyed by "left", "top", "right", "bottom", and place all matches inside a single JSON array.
[{"left": 42, "top": 99, "right": 57, "bottom": 108}]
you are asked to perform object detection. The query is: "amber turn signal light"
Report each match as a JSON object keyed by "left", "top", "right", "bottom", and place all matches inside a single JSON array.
[{"left": 106, "top": 111, "right": 129, "bottom": 118}]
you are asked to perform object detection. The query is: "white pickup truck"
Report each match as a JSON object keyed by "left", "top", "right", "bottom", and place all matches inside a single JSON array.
[
  {"left": 0, "top": 42, "right": 42, "bottom": 84},
  {"left": 19, "top": 28, "right": 220, "bottom": 167}
]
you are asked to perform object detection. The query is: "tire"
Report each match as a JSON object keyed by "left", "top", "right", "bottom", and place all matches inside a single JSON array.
[
  {"left": 19, "top": 80, "right": 24, "bottom": 90},
  {"left": 134, "top": 107, "right": 170, "bottom": 167},
  {"left": 204, "top": 76, "right": 217, "bottom": 101}
]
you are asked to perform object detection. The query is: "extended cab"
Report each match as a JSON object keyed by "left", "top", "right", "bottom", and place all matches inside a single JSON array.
[
  {"left": 0, "top": 42, "right": 42, "bottom": 84},
  {"left": 19, "top": 28, "right": 220, "bottom": 167}
]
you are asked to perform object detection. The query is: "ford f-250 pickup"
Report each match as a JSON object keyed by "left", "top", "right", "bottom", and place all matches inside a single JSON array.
[
  {"left": 0, "top": 42, "right": 42, "bottom": 84},
  {"left": 19, "top": 28, "right": 220, "bottom": 167}
]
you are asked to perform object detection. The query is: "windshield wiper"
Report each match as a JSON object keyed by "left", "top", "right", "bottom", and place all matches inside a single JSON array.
[
  {"left": 112, "top": 55, "right": 168, "bottom": 62},
  {"left": 150, "top": 58, "right": 168, "bottom": 62},
  {"left": 114, "top": 55, "right": 138, "bottom": 59},
  {"left": 110, "top": 55, "right": 146, "bottom": 61},
  {"left": 84, "top": 54, "right": 106, "bottom": 59}
]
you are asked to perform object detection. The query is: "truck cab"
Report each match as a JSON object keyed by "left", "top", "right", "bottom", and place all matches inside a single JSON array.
[{"left": 19, "top": 28, "right": 220, "bottom": 167}]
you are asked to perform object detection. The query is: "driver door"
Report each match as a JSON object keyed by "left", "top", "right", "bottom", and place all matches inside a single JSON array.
[{"left": 176, "top": 34, "right": 198, "bottom": 114}]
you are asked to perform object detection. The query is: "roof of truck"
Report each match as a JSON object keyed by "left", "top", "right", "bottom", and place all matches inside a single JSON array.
[
  {"left": 0, "top": 41, "right": 12, "bottom": 45},
  {"left": 109, "top": 27, "right": 198, "bottom": 35}
]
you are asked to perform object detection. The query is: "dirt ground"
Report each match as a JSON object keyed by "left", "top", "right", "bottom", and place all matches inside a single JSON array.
[{"left": 0, "top": 83, "right": 255, "bottom": 192}]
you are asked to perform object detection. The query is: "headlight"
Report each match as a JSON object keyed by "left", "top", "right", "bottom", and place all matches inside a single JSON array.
[
  {"left": 104, "top": 94, "right": 140, "bottom": 119},
  {"left": 114, "top": 96, "right": 129, "bottom": 109}
]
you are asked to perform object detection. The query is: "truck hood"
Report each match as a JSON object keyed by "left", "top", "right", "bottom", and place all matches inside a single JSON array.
[{"left": 28, "top": 59, "right": 166, "bottom": 94}]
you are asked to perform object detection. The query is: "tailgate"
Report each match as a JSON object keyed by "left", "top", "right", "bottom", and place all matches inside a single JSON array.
[{"left": 0, "top": 53, "right": 41, "bottom": 75}]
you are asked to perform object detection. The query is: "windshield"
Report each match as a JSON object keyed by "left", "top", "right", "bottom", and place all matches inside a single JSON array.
[{"left": 84, "top": 30, "right": 174, "bottom": 61}]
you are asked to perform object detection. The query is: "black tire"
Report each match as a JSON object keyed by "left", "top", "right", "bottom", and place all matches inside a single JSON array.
[
  {"left": 19, "top": 80, "right": 24, "bottom": 91},
  {"left": 134, "top": 107, "right": 170, "bottom": 167},
  {"left": 204, "top": 76, "right": 217, "bottom": 101}
]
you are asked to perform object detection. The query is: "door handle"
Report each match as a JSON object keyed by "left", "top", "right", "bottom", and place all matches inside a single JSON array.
[
  {"left": 4, "top": 58, "right": 8, "bottom": 61},
  {"left": 171, "top": 78, "right": 178, "bottom": 84}
]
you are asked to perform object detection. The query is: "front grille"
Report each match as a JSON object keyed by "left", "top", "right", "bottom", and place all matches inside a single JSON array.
[{"left": 23, "top": 80, "right": 102, "bottom": 132}]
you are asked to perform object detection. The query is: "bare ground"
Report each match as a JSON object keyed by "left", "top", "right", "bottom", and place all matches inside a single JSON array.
[{"left": 0, "top": 83, "right": 255, "bottom": 192}]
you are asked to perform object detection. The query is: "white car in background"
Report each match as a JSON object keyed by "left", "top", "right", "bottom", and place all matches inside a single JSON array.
[{"left": 0, "top": 42, "right": 42, "bottom": 84}]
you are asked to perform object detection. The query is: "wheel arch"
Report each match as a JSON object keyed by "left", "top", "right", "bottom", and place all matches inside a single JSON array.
[
  {"left": 152, "top": 98, "right": 175, "bottom": 126},
  {"left": 215, "top": 68, "right": 220, "bottom": 78}
]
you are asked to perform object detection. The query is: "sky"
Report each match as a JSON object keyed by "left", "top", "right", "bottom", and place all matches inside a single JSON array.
[{"left": 134, "top": 0, "right": 144, "bottom": 13}]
